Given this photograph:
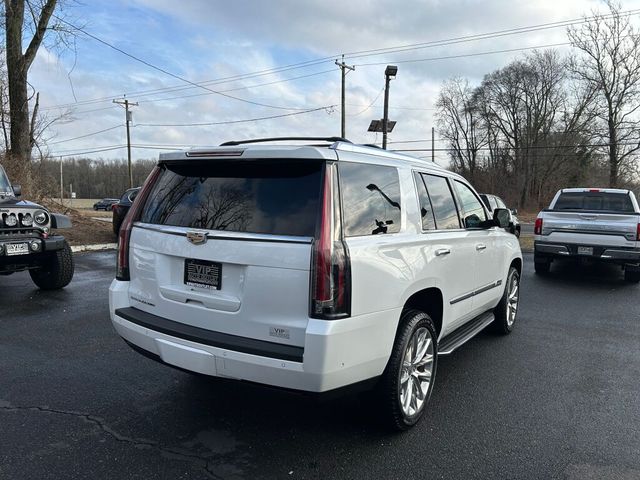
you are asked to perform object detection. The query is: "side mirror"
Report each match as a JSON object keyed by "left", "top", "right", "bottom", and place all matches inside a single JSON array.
[
  {"left": 12, "top": 185, "right": 21, "bottom": 197},
  {"left": 494, "top": 208, "right": 511, "bottom": 229},
  {"left": 511, "top": 208, "right": 518, "bottom": 216}
]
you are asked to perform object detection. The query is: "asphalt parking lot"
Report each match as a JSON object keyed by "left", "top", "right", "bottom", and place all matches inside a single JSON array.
[{"left": 1, "top": 251, "right": 639, "bottom": 479}]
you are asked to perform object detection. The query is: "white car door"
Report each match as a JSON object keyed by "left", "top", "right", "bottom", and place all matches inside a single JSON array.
[
  {"left": 418, "top": 173, "right": 478, "bottom": 334},
  {"left": 452, "top": 180, "right": 504, "bottom": 316}
]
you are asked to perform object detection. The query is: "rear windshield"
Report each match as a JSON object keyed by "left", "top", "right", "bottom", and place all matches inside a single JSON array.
[
  {"left": 140, "top": 160, "right": 323, "bottom": 236},
  {"left": 553, "top": 192, "right": 634, "bottom": 212}
]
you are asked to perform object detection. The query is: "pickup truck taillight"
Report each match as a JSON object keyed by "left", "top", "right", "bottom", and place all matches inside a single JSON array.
[
  {"left": 534, "top": 217, "right": 543, "bottom": 235},
  {"left": 310, "top": 163, "right": 351, "bottom": 320},
  {"left": 637, "top": 223, "right": 640, "bottom": 241},
  {"left": 116, "top": 167, "right": 161, "bottom": 281}
]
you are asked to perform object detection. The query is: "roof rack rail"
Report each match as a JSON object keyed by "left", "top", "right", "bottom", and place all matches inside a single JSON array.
[{"left": 220, "top": 136, "right": 351, "bottom": 146}]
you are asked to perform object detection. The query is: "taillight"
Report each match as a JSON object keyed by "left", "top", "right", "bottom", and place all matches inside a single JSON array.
[
  {"left": 534, "top": 217, "right": 543, "bottom": 235},
  {"left": 310, "top": 163, "right": 351, "bottom": 319},
  {"left": 636, "top": 223, "right": 640, "bottom": 241},
  {"left": 116, "top": 167, "right": 161, "bottom": 281}
]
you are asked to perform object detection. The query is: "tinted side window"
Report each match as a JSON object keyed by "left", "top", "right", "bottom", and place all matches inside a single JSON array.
[
  {"left": 339, "top": 162, "right": 401, "bottom": 237},
  {"left": 453, "top": 181, "right": 487, "bottom": 228},
  {"left": 414, "top": 172, "right": 436, "bottom": 230},
  {"left": 423, "top": 175, "right": 460, "bottom": 230}
]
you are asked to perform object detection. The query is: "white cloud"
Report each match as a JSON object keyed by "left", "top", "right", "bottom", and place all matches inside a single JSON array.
[{"left": 26, "top": 0, "right": 640, "bottom": 163}]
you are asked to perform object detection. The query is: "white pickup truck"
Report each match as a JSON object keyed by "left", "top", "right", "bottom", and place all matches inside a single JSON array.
[{"left": 534, "top": 188, "right": 640, "bottom": 282}]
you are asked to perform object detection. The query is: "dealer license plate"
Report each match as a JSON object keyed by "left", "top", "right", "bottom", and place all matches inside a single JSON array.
[
  {"left": 184, "top": 258, "right": 221, "bottom": 290},
  {"left": 6, "top": 242, "right": 29, "bottom": 256},
  {"left": 577, "top": 246, "right": 593, "bottom": 256}
]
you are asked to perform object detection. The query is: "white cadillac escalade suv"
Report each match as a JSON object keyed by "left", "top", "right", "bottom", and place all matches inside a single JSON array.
[{"left": 109, "top": 138, "right": 522, "bottom": 430}]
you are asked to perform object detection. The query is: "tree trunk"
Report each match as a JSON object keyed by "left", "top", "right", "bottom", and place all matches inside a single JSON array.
[
  {"left": 608, "top": 118, "right": 618, "bottom": 187},
  {"left": 5, "top": 1, "right": 31, "bottom": 165}
]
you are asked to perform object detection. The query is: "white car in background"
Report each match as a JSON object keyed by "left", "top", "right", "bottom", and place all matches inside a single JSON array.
[{"left": 109, "top": 137, "right": 522, "bottom": 430}]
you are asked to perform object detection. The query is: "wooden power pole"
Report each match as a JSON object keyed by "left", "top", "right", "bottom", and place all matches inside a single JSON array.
[
  {"left": 335, "top": 55, "right": 354, "bottom": 139},
  {"left": 113, "top": 98, "right": 138, "bottom": 188}
]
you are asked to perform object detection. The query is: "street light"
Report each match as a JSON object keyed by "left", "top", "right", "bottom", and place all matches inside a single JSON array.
[{"left": 382, "top": 65, "right": 397, "bottom": 150}]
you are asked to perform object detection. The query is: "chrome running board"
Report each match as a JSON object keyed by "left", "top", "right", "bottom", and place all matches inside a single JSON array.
[{"left": 438, "top": 311, "right": 495, "bottom": 355}]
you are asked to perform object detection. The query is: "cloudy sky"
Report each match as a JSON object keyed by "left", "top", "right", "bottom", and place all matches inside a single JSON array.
[{"left": 28, "top": 0, "right": 640, "bottom": 164}]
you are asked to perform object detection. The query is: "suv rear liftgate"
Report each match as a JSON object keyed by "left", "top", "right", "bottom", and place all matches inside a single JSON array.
[{"left": 113, "top": 155, "right": 351, "bottom": 373}]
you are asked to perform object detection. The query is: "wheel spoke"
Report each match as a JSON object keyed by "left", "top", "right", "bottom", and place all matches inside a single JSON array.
[
  {"left": 411, "top": 332, "right": 420, "bottom": 363},
  {"left": 414, "top": 377, "right": 427, "bottom": 401},
  {"left": 410, "top": 378, "right": 419, "bottom": 412},
  {"left": 402, "top": 378, "right": 413, "bottom": 412},
  {"left": 415, "top": 353, "right": 433, "bottom": 368},
  {"left": 414, "top": 333, "right": 429, "bottom": 364}
]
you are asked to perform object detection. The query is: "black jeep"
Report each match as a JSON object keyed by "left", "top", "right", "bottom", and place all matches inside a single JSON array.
[{"left": 0, "top": 164, "right": 74, "bottom": 289}]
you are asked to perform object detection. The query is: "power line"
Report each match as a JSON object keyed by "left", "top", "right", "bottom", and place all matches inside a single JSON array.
[
  {"left": 52, "top": 15, "right": 315, "bottom": 111},
  {"left": 47, "top": 124, "right": 122, "bottom": 145},
  {"left": 134, "top": 106, "right": 335, "bottom": 127},
  {"left": 49, "top": 39, "right": 571, "bottom": 120},
  {"left": 394, "top": 140, "right": 640, "bottom": 152},
  {"left": 136, "top": 69, "right": 336, "bottom": 105},
  {"left": 342, "top": 8, "right": 640, "bottom": 61},
  {"left": 347, "top": 87, "right": 385, "bottom": 117},
  {"left": 354, "top": 42, "right": 570, "bottom": 67},
  {"left": 51, "top": 145, "right": 126, "bottom": 157},
  {"left": 43, "top": 9, "right": 640, "bottom": 112}
]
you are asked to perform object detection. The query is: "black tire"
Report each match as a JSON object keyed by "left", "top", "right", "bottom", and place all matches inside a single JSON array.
[
  {"left": 492, "top": 266, "right": 520, "bottom": 334},
  {"left": 93, "top": 205, "right": 98, "bottom": 210},
  {"left": 515, "top": 226, "right": 521, "bottom": 238},
  {"left": 29, "top": 240, "right": 74, "bottom": 290},
  {"left": 624, "top": 268, "right": 640, "bottom": 283},
  {"left": 377, "top": 309, "right": 438, "bottom": 431}
]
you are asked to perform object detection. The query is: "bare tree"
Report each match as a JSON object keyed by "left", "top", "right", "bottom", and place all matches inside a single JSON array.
[
  {"left": 436, "top": 78, "right": 487, "bottom": 184},
  {"left": 3, "top": 0, "right": 57, "bottom": 182},
  {"left": 437, "top": 50, "right": 600, "bottom": 208},
  {"left": 567, "top": 1, "right": 640, "bottom": 187}
]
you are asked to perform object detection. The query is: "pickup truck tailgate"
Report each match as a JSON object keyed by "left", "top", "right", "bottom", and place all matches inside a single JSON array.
[{"left": 541, "top": 211, "right": 639, "bottom": 245}]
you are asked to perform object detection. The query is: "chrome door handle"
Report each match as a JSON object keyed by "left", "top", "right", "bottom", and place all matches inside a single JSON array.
[
  {"left": 476, "top": 244, "right": 487, "bottom": 251},
  {"left": 435, "top": 248, "right": 451, "bottom": 256}
]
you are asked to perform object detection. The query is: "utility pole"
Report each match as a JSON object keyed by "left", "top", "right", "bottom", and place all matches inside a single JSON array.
[
  {"left": 335, "top": 55, "right": 354, "bottom": 139},
  {"left": 59, "top": 157, "right": 63, "bottom": 205},
  {"left": 113, "top": 98, "right": 138, "bottom": 188},
  {"left": 431, "top": 127, "right": 435, "bottom": 162},
  {"left": 382, "top": 65, "right": 398, "bottom": 150}
]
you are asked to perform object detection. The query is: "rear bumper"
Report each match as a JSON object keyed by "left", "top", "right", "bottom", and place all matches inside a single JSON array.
[
  {"left": 534, "top": 240, "right": 640, "bottom": 264},
  {"left": 109, "top": 280, "right": 397, "bottom": 393}
]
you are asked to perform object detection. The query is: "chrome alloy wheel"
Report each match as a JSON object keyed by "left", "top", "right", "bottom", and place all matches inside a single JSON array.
[
  {"left": 399, "top": 327, "right": 434, "bottom": 417},
  {"left": 506, "top": 273, "right": 519, "bottom": 327}
]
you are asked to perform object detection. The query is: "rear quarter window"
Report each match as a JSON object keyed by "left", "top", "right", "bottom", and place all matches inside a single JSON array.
[
  {"left": 140, "top": 160, "right": 323, "bottom": 236},
  {"left": 339, "top": 162, "right": 401, "bottom": 237}
]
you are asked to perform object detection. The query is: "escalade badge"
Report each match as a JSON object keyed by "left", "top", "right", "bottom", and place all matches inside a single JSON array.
[{"left": 186, "top": 231, "right": 207, "bottom": 245}]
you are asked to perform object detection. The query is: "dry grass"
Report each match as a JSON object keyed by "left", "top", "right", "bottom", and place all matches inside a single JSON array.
[
  {"left": 40, "top": 198, "right": 116, "bottom": 246},
  {"left": 519, "top": 235, "right": 534, "bottom": 252}
]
